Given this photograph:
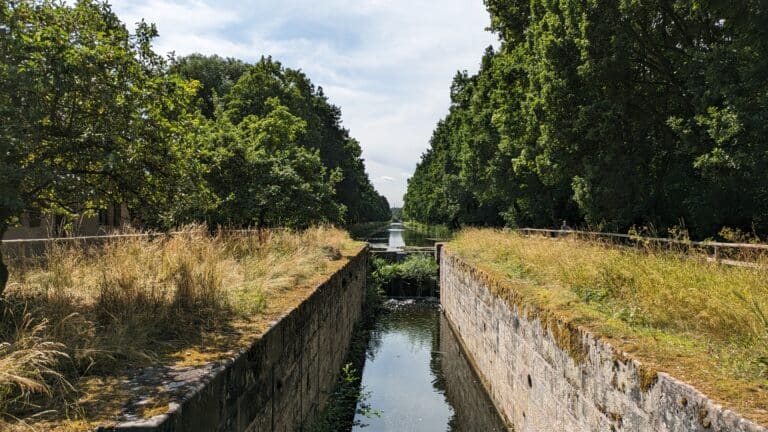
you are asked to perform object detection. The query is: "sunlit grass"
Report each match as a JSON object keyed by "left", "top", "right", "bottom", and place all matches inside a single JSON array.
[
  {"left": 0, "top": 226, "right": 361, "bottom": 429},
  {"left": 449, "top": 229, "right": 768, "bottom": 425}
]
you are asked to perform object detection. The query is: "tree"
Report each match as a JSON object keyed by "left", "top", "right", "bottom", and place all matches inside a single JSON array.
[
  {"left": 0, "top": 0, "right": 202, "bottom": 295},
  {"left": 222, "top": 57, "right": 389, "bottom": 223},
  {"left": 170, "top": 54, "right": 248, "bottom": 119},
  {"left": 202, "top": 99, "right": 344, "bottom": 227},
  {"left": 404, "top": 0, "right": 768, "bottom": 239}
]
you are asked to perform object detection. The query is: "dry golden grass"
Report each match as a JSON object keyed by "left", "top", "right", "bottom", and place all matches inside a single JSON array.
[
  {"left": 449, "top": 229, "right": 768, "bottom": 425},
  {"left": 0, "top": 226, "right": 362, "bottom": 430}
]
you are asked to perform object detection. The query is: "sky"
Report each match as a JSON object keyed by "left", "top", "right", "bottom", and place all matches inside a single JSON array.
[{"left": 109, "top": 0, "right": 498, "bottom": 207}]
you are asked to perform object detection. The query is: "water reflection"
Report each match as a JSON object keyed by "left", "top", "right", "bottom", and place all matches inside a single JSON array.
[
  {"left": 359, "top": 223, "right": 439, "bottom": 250},
  {"left": 387, "top": 227, "right": 406, "bottom": 250},
  {"left": 352, "top": 301, "right": 508, "bottom": 431}
]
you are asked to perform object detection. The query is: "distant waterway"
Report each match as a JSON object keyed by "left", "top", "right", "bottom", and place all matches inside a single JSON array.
[{"left": 356, "top": 222, "right": 439, "bottom": 250}]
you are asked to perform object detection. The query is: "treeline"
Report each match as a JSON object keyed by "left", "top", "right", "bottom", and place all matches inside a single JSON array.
[
  {"left": 403, "top": 0, "right": 768, "bottom": 239},
  {"left": 1, "top": 0, "right": 389, "bottom": 236},
  {"left": 170, "top": 54, "right": 390, "bottom": 227}
]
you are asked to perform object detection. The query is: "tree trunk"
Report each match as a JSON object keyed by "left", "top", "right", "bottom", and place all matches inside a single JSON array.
[{"left": 0, "top": 223, "right": 7, "bottom": 297}]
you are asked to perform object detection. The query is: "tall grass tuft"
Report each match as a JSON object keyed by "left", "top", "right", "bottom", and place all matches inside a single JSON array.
[{"left": 0, "top": 310, "right": 70, "bottom": 416}]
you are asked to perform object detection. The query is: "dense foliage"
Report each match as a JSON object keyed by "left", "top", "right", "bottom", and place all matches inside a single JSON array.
[
  {"left": 370, "top": 254, "right": 438, "bottom": 289},
  {"left": 172, "top": 54, "right": 391, "bottom": 226},
  {"left": 403, "top": 0, "right": 768, "bottom": 239},
  {"left": 0, "top": 0, "right": 389, "bottom": 294}
]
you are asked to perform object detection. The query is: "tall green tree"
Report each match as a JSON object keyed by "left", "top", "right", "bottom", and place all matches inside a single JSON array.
[
  {"left": 0, "top": 0, "right": 203, "bottom": 295},
  {"left": 201, "top": 99, "right": 344, "bottom": 227},
  {"left": 170, "top": 54, "right": 248, "bottom": 119},
  {"left": 405, "top": 0, "right": 768, "bottom": 239},
  {"left": 221, "top": 57, "right": 390, "bottom": 223}
]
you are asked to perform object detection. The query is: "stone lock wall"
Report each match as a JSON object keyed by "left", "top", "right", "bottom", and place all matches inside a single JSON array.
[
  {"left": 102, "top": 249, "right": 367, "bottom": 432},
  {"left": 440, "top": 249, "right": 766, "bottom": 432},
  {"left": 438, "top": 315, "right": 509, "bottom": 431}
]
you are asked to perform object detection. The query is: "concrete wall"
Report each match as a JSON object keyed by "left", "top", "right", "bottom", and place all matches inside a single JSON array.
[
  {"left": 440, "top": 249, "right": 766, "bottom": 432},
  {"left": 100, "top": 249, "right": 367, "bottom": 432}
]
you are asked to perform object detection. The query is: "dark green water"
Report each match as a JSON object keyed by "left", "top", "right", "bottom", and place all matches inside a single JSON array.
[{"left": 352, "top": 301, "right": 508, "bottom": 431}]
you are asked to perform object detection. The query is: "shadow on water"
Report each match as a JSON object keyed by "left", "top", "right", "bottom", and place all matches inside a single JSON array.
[{"left": 352, "top": 300, "right": 508, "bottom": 431}]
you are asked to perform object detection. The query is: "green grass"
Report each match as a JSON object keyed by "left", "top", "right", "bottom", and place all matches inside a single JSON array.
[
  {"left": 0, "top": 226, "right": 361, "bottom": 430},
  {"left": 449, "top": 229, "right": 768, "bottom": 426}
]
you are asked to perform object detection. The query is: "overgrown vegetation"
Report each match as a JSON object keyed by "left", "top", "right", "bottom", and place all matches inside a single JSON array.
[
  {"left": 0, "top": 226, "right": 360, "bottom": 429},
  {"left": 404, "top": 1, "right": 768, "bottom": 239},
  {"left": 450, "top": 229, "right": 768, "bottom": 424},
  {"left": 371, "top": 255, "right": 438, "bottom": 289},
  {"left": 0, "top": 0, "right": 389, "bottom": 295}
]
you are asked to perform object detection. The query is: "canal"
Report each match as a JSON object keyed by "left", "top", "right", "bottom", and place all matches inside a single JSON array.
[
  {"left": 360, "top": 222, "right": 438, "bottom": 251},
  {"left": 345, "top": 223, "right": 508, "bottom": 431}
]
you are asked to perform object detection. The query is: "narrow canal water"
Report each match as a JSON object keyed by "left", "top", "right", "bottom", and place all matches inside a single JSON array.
[
  {"left": 347, "top": 223, "right": 508, "bottom": 431},
  {"left": 361, "top": 222, "right": 437, "bottom": 250},
  {"left": 352, "top": 300, "right": 507, "bottom": 431}
]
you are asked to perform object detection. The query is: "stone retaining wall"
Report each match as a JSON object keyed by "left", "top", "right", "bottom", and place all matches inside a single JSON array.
[
  {"left": 439, "top": 314, "right": 509, "bottom": 431},
  {"left": 440, "top": 248, "right": 766, "bottom": 432},
  {"left": 101, "top": 248, "right": 368, "bottom": 432}
]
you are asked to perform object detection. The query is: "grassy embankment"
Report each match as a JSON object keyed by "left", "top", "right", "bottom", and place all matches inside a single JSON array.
[
  {"left": 449, "top": 229, "right": 768, "bottom": 426},
  {"left": 0, "top": 226, "right": 362, "bottom": 431}
]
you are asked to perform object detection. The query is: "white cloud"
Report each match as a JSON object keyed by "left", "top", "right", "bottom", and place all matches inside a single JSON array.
[
  {"left": 109, "top": 0, "right": 497, "bottom": 206},
  {"left": 116, "top": 0, "right": 240, "bottom": 33}
]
